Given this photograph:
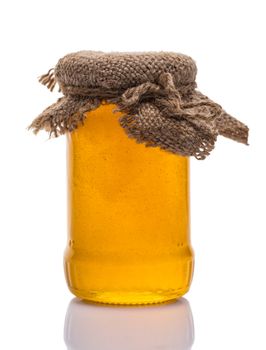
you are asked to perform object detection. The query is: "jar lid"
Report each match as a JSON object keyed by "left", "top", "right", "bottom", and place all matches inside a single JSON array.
[
  {"left": 55, "top": 51, "right": 197, "bottom": 91},
  {"left": 28, "top": 51, "right": 249, "bottom": 159}
]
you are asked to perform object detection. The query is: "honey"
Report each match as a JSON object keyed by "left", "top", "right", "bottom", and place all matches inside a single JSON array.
[{"left": 64, "top": 103, "right": 194, "bottom": 304}]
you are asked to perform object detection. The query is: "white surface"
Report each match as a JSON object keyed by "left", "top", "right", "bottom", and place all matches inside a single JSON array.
[{"left": 0, "top": 0, "right": 265, "bottom": 349}]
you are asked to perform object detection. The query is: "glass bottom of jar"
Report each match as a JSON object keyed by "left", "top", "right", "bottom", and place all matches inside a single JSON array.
[{"left": 68, "top": 287, "right": 190, "bottom": 305}]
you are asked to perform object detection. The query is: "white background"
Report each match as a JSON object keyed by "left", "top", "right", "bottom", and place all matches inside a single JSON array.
[{"left": 0, "top": 0, "right": 265, "bottom": 349}]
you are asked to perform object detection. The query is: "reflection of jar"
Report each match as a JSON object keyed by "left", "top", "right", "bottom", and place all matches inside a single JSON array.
[
  {"left": 64, "top": 103, "right": 194, "bottom": 304},
  {"left": 64, "top": 298, "right": 194, "bottom": 350}
]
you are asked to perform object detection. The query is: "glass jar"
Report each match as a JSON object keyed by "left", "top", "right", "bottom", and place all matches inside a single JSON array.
[{"left": 64, "top": 103, "right": 194, "bottom": 304}]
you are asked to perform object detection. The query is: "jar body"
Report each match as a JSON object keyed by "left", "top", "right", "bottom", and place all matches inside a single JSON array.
[{"left": 64, "top": 103, "right": 194, "bottom": 304}]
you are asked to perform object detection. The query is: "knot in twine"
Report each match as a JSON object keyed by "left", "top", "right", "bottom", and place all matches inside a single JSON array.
[
  {"left": 28, "top": 51, "right": 249, "bottom": 159},
  {"left": 120, "top": 72, "right": 185, "bottom": 112}
]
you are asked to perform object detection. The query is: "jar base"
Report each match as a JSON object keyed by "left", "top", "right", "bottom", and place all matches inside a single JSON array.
[{"left": 68, "top": 287, "right": 190, "bottom": 305}]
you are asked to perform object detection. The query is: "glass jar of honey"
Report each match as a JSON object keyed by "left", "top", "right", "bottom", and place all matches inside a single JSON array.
[{"left": 29, "top": 50, "right": 248, "bottom": 305}]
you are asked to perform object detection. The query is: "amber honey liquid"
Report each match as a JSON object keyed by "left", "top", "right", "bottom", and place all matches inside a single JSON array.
[{"left": 64, "top": 103, "right": 194, "bottom": 304}]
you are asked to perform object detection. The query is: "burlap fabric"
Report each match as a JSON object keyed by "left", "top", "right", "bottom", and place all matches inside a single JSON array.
[{"left": 29, "top": 51, "right": 249, "bottom": 159}]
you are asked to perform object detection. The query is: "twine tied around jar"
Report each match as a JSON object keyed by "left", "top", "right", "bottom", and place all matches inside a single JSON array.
[{"left": 28, "top": 51, "right": 249, "bottom": 159}]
